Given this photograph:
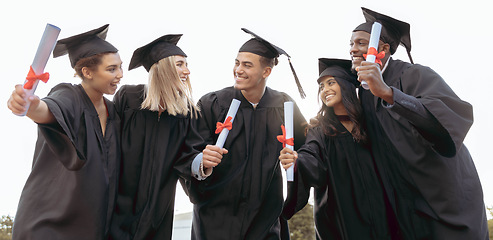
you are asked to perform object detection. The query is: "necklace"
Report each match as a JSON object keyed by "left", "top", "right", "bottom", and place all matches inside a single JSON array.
[{"left": 336, "top": 115, "right": 351, "bottom": 122}]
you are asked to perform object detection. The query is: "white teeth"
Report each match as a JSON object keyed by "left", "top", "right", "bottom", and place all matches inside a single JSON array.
[{"left": 325, "top": 94, "right": 334, "bottom": 101}]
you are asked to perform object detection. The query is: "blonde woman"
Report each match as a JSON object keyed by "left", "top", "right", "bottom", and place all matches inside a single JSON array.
[{"left": 109, "top": 34, "right": 225, "bottom": 240}]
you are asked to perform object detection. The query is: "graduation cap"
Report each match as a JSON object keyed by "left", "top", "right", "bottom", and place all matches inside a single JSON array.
[
  {"left": 318, "top": 58, "right": 359, "bottom": 87},
  {"left": 353, "top": 7, "right": 414, "bottom": 64},
  {"left": 128, "top": 34, "right": 187, "bottom": 72},
  {"left": 53, "top": 24, "right": 118, "bottom": 68},
  {"left": 239, "top": 28, "right": 305, "bottom": 98}
]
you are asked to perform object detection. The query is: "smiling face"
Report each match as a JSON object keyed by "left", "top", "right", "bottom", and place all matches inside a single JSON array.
[
  {"left": 319, "top": 76, "right": 346, "bottom": 115},
  {"left": 84, "top": 52, "right": 123, "bottom": 95},
  {"left": 349, "top": 31, "right": 371, "bottom": 71},
  {"left": 233, "top": 52, "right": 270, "bottom": 93},
  {"left": 350, "top": 31, "right": 390, "bottom": 71},
  {"left": 174, "top": 55, "right": 190, "bottom": 82}
]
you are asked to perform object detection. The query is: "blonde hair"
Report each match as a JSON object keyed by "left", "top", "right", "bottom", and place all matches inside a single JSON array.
[{"left": 141, "top": 56, "right": 199, "bottom": 118}]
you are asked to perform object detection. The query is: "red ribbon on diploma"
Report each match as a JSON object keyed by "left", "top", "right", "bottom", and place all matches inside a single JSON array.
[
  {"left": 24, "top": 66, "right": 49, "bottom": 89},
  {"left": 277, "top": 125, "right": 294, "bottom": 148},
  {"left": 363, "top": 47, "right": 386, "bottom": 66},
  {"left": 215, "top": 116, "right": 233, "bottom": 134}
]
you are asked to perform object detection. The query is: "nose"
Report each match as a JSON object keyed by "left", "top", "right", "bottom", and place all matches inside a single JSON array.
[
  {"left": 117, "top": 67, "right": 124, "bottom": 79},
  {"left": 349, "top": 43, "right": 358, "bottom": 56},
  {"left": 234, "top": 65, "right": 243, "bottom": 75},
  {"left": 183, "top": 65, "right": 190, "bottom": 75}
]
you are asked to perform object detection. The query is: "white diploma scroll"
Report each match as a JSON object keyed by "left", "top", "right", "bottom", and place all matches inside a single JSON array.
[
  {"left": 361, "top": 22, "right": 382, "bottom": 90},
  {"left": 18, "top": 24, "right": 61, "bottom": 116},
  {"left": 215, "top": 99, "right": 241, "bottom": 149},
  {"left": 284, "top": 101, "right": 295, "bottom": 182}
]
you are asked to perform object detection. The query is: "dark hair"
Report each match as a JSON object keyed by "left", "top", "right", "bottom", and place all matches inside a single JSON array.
[
  {"left": 259, "top": 56, "right": 278, "bottom": 68},
  {"left": 73, "top": 52, "right": 114, "bottom": 80},
  {"left": 312, "top": 77, "right": 367, "bottom": 144}
]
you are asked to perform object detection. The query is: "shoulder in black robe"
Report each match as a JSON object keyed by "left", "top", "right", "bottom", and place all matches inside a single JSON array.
[
  {"left": 186, "top": 86, "right": 306, "bottom": 240},
  {"left": 109, "top": 84, "right": 205, "bottom": 240},
  {"left": 13, "top": 83, "right": 120, "bottom": 240},
  {"left": 282, "top": 124, "right": 392, "bottom": 240},
  {"left": 360, "top": 58, "right": 488, "bottom": 239}
]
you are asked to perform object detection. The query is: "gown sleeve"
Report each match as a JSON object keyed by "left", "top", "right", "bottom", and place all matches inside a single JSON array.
[
  {"left": 181, "top": 92, "right": 221, "bottom": 203},
  {"left": 39, "top": 83, "right": 87, "bottom": 170},
  {"left": 173, "top": 116, "right": 207, "bottom": 181},
  {"left": 194, "top": 92, "right": 221, "bottom": 145},
  {"left": 282, "top": 127, "right": 328, "bottom": 219},
  {"left": 384, "top": 64, "right": 473, "bottom": 157}
]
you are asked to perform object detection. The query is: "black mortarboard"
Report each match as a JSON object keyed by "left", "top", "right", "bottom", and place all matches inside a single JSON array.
[
  {"left": 239, "top": 28, "right": 305, "bottom": 98},
  {"left": 128, "top": 34, "right": 187, "bottom": 72},
  {"left": 353, "top": 7, "right": 413, "bottom": 64},
  {"left": 318, "top": 58, "right": 359, "bottom": 86},
  {"left": 53, "top": 24, "right": 118, "bottom": 68}
]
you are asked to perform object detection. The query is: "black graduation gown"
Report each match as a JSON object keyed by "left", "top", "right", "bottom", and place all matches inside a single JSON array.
[
  {"left": 360, "top": 58, "right": 488, "bottom": 239},
  {"left": 282, "top": 124, "right": 392, "bottom": 240},
  {"left": 109, "top": 84, "right": 205, "bottom": 240},
  {"left": 12, "top": 83, "right": 120, "bottom": 240},
  {"left": 186, "top": 86, "right": 306, "bottom": 240}
]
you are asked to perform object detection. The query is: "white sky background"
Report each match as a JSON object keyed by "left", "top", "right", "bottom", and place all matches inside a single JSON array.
[{"left": 0, "top": 0, "right": 492, "bottom": 219}]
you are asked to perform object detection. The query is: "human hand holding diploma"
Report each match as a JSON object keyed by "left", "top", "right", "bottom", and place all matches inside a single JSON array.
[
  {"left": 361, "top": 22, "right": 385, "bottom": 90},
  {"left": 13, "top": 24, "right": 61, "bottom": 116},
  {"left": 277, "top": 101, "right": 295, "bottom": 181},
  {"left": 202, "top": 99, "right": 241, "bottom": 170}
]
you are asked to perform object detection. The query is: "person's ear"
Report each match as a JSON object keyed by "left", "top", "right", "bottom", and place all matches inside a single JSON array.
[
  {"left": 262, "top": 67, "right": 272, "bottom": 79},
  {"left": 380, "top": 43, "right": 391, "bottom": 55},
  {"left": 81, "top": 67, "right": 92, "bottom": 80}
]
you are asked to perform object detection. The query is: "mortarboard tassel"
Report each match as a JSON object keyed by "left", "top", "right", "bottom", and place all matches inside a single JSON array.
[
  {"left": 407, "top": 50, "right": 414, "bottom": 64},
  {"left": 288, "top": 58, "right": 306, "bottom": 99}
]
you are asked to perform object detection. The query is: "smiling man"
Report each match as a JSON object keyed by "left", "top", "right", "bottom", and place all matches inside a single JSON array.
[
  {"left": 351, "top": 7, "right": 488, "bottom": 239},
  {"left": 185, "top": 28, "right": 307, "bottom": 240}
]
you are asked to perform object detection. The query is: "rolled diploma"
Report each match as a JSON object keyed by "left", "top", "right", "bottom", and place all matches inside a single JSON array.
[
  {"left": 215, "top": 99, "right": 241, "bottom": 149},
  {"left": 361, "top": 22, "right": 382, "bottom": 90},
  {"left": 284, "top": 101, "right": 295, "bottom": 181},
  {"left": 18, "top": 24, "right": 61, "bottom": 116}
]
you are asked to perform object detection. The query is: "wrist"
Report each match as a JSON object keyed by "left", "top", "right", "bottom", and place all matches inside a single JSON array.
[{"left": 382, "top": 86, "right": 394, "bottom": 104}]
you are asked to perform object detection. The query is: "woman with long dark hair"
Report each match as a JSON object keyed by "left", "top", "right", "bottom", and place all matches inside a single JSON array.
[{"left": 280, "top": 58, "right": 395, "bottom": 239}]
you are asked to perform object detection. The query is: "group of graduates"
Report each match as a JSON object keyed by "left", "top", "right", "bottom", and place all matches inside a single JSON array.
[{"left": 6, "top": 6, "right": 489, "bottom": 240}]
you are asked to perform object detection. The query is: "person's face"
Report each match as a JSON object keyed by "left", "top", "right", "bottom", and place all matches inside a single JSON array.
[
  {"left": 86, "top": 52, "right": 123, "bottom": 95},
  {"left": 174, "top": 55, "right": 190, "bottom": 82},
  {"left": 233, "top": 52, "right": 270, "bottom": 92},
  {"left": 349, "top": 31, "right": 371, "bottom": 71},
  {"left": 349, "top": 31, "right": 389, "bottom": 71},
  {"left": 319, "top": 76, "right": 345, "bottom": 115}
]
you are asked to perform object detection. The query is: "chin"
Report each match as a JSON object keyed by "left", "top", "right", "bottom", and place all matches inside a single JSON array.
[{"left": 233, "top": 83, "right": 243, "bottom": 90}]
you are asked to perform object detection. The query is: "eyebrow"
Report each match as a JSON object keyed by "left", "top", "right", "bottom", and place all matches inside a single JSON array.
[
  {"left": 351, "top": 36, "right": 369, "bottom": 42},
  {"left": 239, "top": 60, "right": 254, "bottom": 65}
]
